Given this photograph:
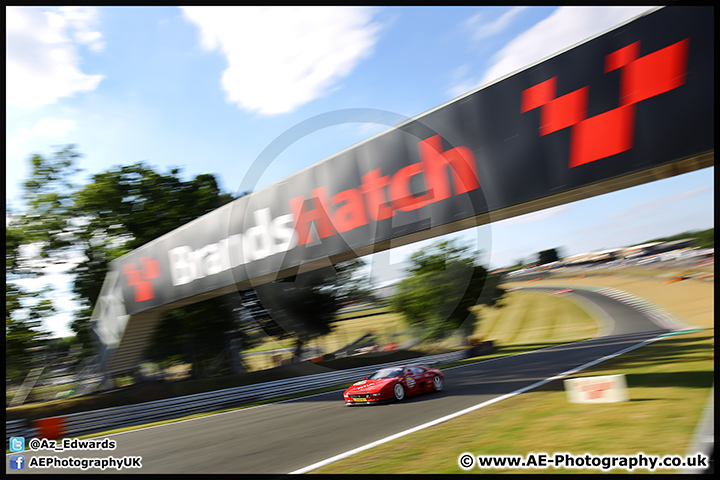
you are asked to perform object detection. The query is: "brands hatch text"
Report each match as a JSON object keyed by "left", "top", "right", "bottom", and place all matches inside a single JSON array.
[{"left": 168, "top": 134, "right": 479, "bottom": 288}]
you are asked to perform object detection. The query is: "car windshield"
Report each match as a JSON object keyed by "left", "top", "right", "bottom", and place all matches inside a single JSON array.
[{"left": 368, "top": 368, "right": 403, "bottom": 379}]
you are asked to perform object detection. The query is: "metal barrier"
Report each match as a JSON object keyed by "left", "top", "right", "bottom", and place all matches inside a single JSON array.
[
  {"left": 6, "top": 350, "right": 466, "bottom": 441},
  {"left": 6, "top": 419, "right": 34, "bottom": 439}
]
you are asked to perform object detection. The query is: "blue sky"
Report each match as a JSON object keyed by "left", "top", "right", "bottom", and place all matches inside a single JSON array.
[{"left": 6, "top": 6, "right": 714, "bottom": 337}]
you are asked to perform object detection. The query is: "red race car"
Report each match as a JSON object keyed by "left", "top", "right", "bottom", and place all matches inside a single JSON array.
[{"left": 343, "top": 364, "right": 444, "bottom": 405}]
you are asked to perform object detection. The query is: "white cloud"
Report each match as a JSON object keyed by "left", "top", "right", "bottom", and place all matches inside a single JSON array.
[
  {"left": 501, "top": 204, "right": 571, "bottom": 226},
  {"left": 465, "top": 7, "right": 527, "bottom": 42},
  {"left": 181, "top": 6, "right": 382, "bottom": 115},
  {"left": 479, "top": 6, "right": 657, "bottom": 86},
  {"left": 28, "top": 117, "right": 78, "bottom": 137},
  {"left": 56, "top": 6, "right": 106, "bottom": 51},
  {"left": 447, "top": 65, "right": 479, "bottom": 98},
  {"left": 6, "top": 6, "right": 105, "bottom": 108},
  {"left": 609, "top": 187, "right": 713, "bottom": 224},
  {"left": 449, "top": 6, "right": 657, "bottom": 96},
  {"left": 7, "top": 118, "right": 78, "bottom": 157}
]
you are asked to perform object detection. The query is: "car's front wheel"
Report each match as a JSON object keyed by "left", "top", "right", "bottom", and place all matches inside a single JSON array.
[
  {"left": 432, "top": 375, "right": 444, "bottom": 392},
  {"left": 393, "top": 383, "right": 405, "bottom": 401}
]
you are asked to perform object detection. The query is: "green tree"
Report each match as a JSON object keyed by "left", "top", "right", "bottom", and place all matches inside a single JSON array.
[
  {"left": 6, "top": 211, "right": 55, "bottom": 383},
  {"left": 70, "top": 163, "right": 234, "bottom": 305},
  {"left": 146, "top": 293, "right": 248, "bottom": 378},
  {"left": 6, "top": 283, "right": 54, "bottom": 383},
  {"left": 69, "top": 162, "right": 236, "bottom": 367},
  {"left": 391, "top": 239, "right": 505, "bottom": 344},
  {"left": 253, "top": 266, "right": 341, "bottom": 360},
  {"left": 244, "top": 257, "right": 376, "bottom": 360},
  {"left": 7, "top": 147, "right": 80, "bottom": 341},
  {"left": 11, "top": 146, "right": 93, "bottom": 359},
  {"left": 73, "top": 164, "right": 233, "bottom": 251},
  {"left": 645, "top": 228, "right": 714, "bottom": 249},
  {"left": 332, "top": 257, "right": 378, "bottom": 304},
  {"left": 75, "top": 164, "right": 245, "bottom": 376},
  {"left": 14, "top": 145, "right": 245, "bottom": 376},
  {"left": 20, "top": 146, "right": 82, "bottom": 256},
  {"left": 695, "top": 228, "right": 714, "bottom": 249}
]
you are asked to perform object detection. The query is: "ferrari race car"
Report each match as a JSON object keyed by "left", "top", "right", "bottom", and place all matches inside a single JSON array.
[{"left": 343, "top": 364, "right": 444, "bottom": 405}]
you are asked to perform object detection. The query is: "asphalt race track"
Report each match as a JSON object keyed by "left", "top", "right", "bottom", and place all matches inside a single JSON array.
[{"left": 8, "top": 287, "right": 677, "bottom": 474}]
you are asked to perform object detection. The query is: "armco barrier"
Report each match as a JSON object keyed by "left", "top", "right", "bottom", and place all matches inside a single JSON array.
[
  {"left": 6, "top": 350, "right": 465, "bottom": 441},
  {"left": 6, "top": 419, "right": 35, "bottom": 440}
]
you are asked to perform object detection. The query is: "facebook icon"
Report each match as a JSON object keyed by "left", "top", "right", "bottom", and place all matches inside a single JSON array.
[{"left": 9, "top": 454, "right": 25, "bottom": 470}]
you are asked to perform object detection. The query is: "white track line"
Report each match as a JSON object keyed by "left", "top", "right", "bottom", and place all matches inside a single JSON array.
[{"left": 290, "top": 331, "right": 671, "bottom": 474}]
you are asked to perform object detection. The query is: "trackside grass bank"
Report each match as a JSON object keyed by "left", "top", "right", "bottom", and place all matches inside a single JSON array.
[{"left": 314, "top": 329, "right": 714, "bottom": 474}]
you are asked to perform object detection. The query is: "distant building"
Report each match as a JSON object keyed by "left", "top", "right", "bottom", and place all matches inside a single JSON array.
[
  {"left": 562, "top": 238, "right": 699, "bottom": 266},
  {"left": 654, "top": 238, "right": 697, "bottom": 253},
  {"left": 562, "top": 248, "right": 621, "bottom": 265}
]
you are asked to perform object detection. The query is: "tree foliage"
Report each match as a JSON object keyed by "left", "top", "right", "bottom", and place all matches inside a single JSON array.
[
  {"left": 645, "top": 228, "right": 714, "bottom": 249},
  {"left": 251, "top": 265, "right": 345, "bottom": 358},
  {"left": 6, "top": 210, "right": 55, "bottom": 383},
  {"left": 71, "top": 163, "right": 234, "bottom": 305},
  {"left": 244, "top": 258, "right": 374, "bottom": 359},
  {"left": 391, "top": 239, "right": 505, "bottom": 343},
  {"left": 6, "top": 281, "right": 54, "bottom": 383},
  {"left": 74, "top": 164, "right": 233, "bottom": 250},
  {"left": 146, "top": 294, "right": 248, "bottom": 378},
  {"left": 20, "top": 146, "right": 82, "bottom": 254},
  {"left": 77, "top": 164, "right": 239, "bottom": 376},
  {"left": 332, "top": 257, "right": 377, "bottom": 304},
  {"left": 11, "top": 145, "right": 240, "bottom": 376}
]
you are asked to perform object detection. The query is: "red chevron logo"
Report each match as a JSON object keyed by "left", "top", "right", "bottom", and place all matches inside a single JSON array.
[{"left": 521, "top": 38, "right": 689, "bottom": 168}]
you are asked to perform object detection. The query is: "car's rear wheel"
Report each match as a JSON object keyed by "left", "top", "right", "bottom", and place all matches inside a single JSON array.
[
  {"left": 432, "top": 375, "right": 444, "bottom": 392},
  {"left": 393, "top": 383, "right": 405, "bottom": 401}
]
